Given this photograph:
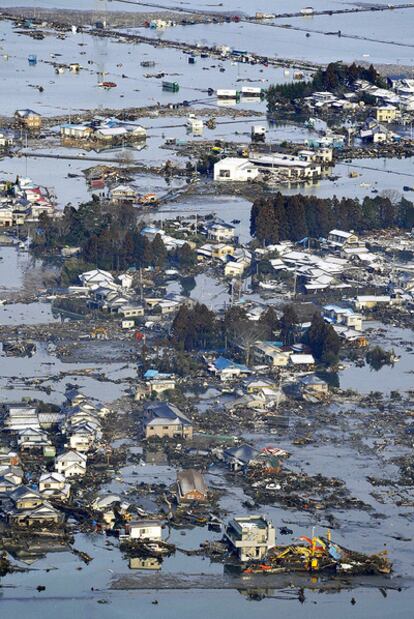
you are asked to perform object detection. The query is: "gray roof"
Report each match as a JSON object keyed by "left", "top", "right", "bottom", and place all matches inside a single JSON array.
[{"left": 177, "top": 469, "right": 207, "bottom": 496}]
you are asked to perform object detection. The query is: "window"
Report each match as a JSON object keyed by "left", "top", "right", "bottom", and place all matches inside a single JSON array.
[{"left": 219, "top": 169, "right": 230, "bottom": 178}]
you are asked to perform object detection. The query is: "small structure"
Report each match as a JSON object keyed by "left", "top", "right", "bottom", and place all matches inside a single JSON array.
[
  {"left": 176, "top": 469, "right": 208, "bottom": 503},
  {"left": 125, "top": 520, "right": 163, "bottom": 541},
  {"left": 225, "top": 515, "right": 276, "bottom": 562}
]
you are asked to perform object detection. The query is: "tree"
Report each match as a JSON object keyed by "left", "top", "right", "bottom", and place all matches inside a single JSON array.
[
  {"left": 259, "top": 307, "right": 280, "bottom": 339},
  {"left": 307, "top": 312, "right": 341, "bottom": 365},
  {"left": 279, "top": 304, "right": 298, "bottom": 346},
  {"left": 171, "top": 303, "right": 217, "bottom": 351},
  {"left": 152, "top": 234, "right": 167, "bottom": 268},
  {"left": 175, "top": 243, "right": 196, "bottom": 268}
]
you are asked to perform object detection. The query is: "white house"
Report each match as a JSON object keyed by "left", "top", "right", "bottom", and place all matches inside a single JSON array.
[
  {"left": 125, "top": 519, "right": 163, "bottom": 541},
  {"left": 214, "top": 158, "right": 259, "bottom": 182},
  {"left": 55, "top": 450, "right": 87, "bottom": 478}
]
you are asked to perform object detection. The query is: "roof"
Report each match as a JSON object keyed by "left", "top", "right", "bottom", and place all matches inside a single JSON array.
[
  {"left": 329, "top": 229, "right": 355, "bottom": 239},
  {"left": 145, "top": 402, "right": 191, "bottom": 426},
  {"left": 177, "top": 469, "right": 207, "bottom": 496},
  {"left": 213, "top": 356, "right": 249, "bottom": 372},
  {"left": 224, "top": 443, "right": 259, "bottom": 464},
  {"left": 299, "top": 374, "right": 327, "bottom": 386},
  {"left": 290, "top": 354, "right": 315, "bottom": 365}
]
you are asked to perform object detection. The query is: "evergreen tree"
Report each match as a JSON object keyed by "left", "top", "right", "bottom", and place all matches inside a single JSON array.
[
  {"left": 279, "top": 304, "right": 298, "bottom": 346},
  {"left": 307, "top": 312, "right": 341, "bottom": 365}
]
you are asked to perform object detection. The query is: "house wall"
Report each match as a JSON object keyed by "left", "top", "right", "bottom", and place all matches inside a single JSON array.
[{"left": 145, "top": 423, "right": 193, "bottom": 440}]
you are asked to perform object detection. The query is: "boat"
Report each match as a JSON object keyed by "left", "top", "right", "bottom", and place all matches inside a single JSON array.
[{"left": 98, "top": 81, "right": 117, "bottom": 89}]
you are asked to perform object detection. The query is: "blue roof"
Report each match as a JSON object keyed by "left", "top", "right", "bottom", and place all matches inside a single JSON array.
[
  {"left": 144, "top": 369, "right": 159, "bottom": 379},
  {"left": 214, "top": 356, "right": 249, "bottom": 372}
]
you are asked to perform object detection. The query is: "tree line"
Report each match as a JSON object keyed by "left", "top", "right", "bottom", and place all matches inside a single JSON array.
[
  {"left": 32, "top": 200, "right": 196, "bottom": 280},
  {"left": 266, "top": 61, "right": 385, "bottom": 110},
  {"left": 171, "top": 303, "right": 340, "bottom": 365},
  {"left": 250, "top": 193, "right": 414, "bottom": 244}
]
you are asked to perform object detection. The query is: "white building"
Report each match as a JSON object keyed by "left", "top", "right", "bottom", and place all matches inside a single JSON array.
[
  {"left": 125, "top": 520, "right": 163, "bottom": 541},
  {"left": 214, "top": 158, "right": 259, "bottom": 182}
]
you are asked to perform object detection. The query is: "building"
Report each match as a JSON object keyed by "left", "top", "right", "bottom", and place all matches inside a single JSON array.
[
  {"left": 60, "top": 124, "right": 93, "bottom": 139},
  {"left": 176, "top": 469, "right": 208, "bottom": 503},
  {"left": 249, "top": 152, "right": 321, "bottom": 179},
  {"left": 110, "top": 184, "right": 138, "bottom": 204},
  {"left": 354, "top": 295, "right": 392, "bottom": 310},
  {"left": 323, "top": 305, "right": 363, "bottom": 331},
  {"left": 223, "top": 444, "right": 261, "bottom": 471},
  {"left": 214, "top": 157, "right": 259, "bottom": 182},
  {"left": 125, "top": 520, "right": 163, "bottom": 541},
  {"left": 225, "top": 515, "right": 276, "bottom": 562},
  {"left": 55, "top": 450, "right": 87, "bottom": 478},
  {"left": 14, "top": 109, "right": 42, "bottom": 129},
  {"left": 210, "top": 357, "right": 250, "bottom": 381},
  {"left": 224, "top": 261, "right": 245, "bottom": 278},
  {"left": 143, "top": 402, "right": 193, "bottom": 440},
  {"left": 298, "top": 374, "right": 329, "bottom": 397},
  {"left": 253, "top": 342, "right": 291, "bottom": 367},
  {"left": 206, "top": 221, "right": 235, "bottom": 242},
  {"left": 375, "top": 106, "right": 397, "bottom": 123},
  {"left": 328, "top": 229, "right": 358, "bottom": 248}
]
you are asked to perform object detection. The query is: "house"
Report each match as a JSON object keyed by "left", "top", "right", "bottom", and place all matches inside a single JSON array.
[
  {"left": 176, "top": 469, "right": 208, "bottom": 503},
  {"left": 211, "top": 356, "right": 250, "bottom": 381},
  {"left": 206, "top": 221, "right": 235, "bottom": 242},
  {"left": 298, "top": 374, "right": 329, "bottom": 397},
  {"left": 110, "top": 184, "right": 138, "bottom": 204},
  {"left": 214, "top": 157, "right": 259, "bottom": 182},
  {"left": 11, "top": 486, "right": 43, "bottom": 510},
  {"left": 55, "top": 450, "right": 87, "bottom": 478},
  {"left": 224, "top": 261, "right": 245, "bottom": 278},
  {"left": 60, "top": 123, "right": 93, "bottom": 139},
  {"left": 253, "top": 342, "right": 291, "bottom": 367},
  {"left": 289, "top": 353, "right": 315, "bottom": 368},
  {"left": 0, "top": 208, "right": 13, "bottom": 227},
  {"left": 249, "top": 152, "right": 321, "bottom": 179},
  {"left": 39, "top": 472, "right": 70, "bottom": 500},
  {"left": 225, "top": 515, "right": 276, "bottom": 562},
  {"left": 223, "top": 444, "right": 261, "bottom": 471},
  {"left": 143, "top": 402, "right": 193, "bottom": 440},
  {"left": 144, "top": 370, "right": 176, "bottom": 396},
  {"left": 375, "top": 106, "right": 397, "bottom": 123},
  {"left": 119, "top": 304, "right": 145, "bottom": 318},
  {"left": 245, "top": 379, "right": 277, "bottom": 394},
  {"left": 17, "top": 427, "right": 50, "bottom": 450},
  {"left": 354, "top": 295, "right": 392, "bottom": 310},
  {"left": 4, "top": 403, "right": 40, "bottom": 431},
  {"left": 186, "top": 115, "right": 203, "bottom": 135},
  {"left": 125, "top": 520, "right": 163, "bottom": 541},
  {"left": 79, "top": 268, "right": 114, "bottom": 289},
  {"left": 95, "top": 127, "right": 128, "bottom": 141},
  {"left": 0, "top": 130, "right": 15, "bottom": 148},
  {"left": 14, "top": 109, "right": 42, "bottom": 129},
  {"left": 323, "top": 304, "right": 363, "bottom": 331},
  {"left": 9, "top": 502, "right": 62, "bottom": 527},
  {"left": 328, "top": 229, "right": 358, "bottom": 248},
  {"left": 211, "top": 243, "right": 235, "bottom": 260}
]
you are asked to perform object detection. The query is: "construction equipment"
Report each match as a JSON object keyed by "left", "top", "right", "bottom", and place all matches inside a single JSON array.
[{"left": 243, "top": 530, "right": 392, "bottom": 576}]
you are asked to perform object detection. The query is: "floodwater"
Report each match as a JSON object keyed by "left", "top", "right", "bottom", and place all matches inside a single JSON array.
[
  {"left": 339, "top": 324, "right": 414, "bottom": 394},
  {"left": 136, "top": 16, "right": 414, "bottom": 65},
  {"left": 2, "top": 3, "right": 414, "bottom": 617}
]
